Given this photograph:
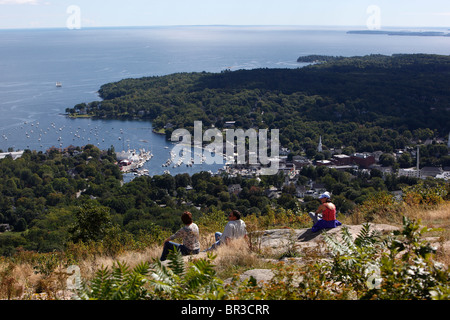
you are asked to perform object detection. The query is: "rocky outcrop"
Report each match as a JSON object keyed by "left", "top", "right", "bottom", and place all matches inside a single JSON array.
[
  {"left": 256, "top": 223, "right": 399, "bottom": 252},
  {"left": 227, "top": 224, "right": 401, "bottom": 284}
]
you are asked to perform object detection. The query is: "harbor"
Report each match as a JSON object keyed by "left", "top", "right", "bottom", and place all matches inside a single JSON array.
[{"left": 117, "top": 148, "right": 154, "bottom": 175}]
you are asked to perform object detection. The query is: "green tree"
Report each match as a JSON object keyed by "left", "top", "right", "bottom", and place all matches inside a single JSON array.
[
  {"left": 398, "top": 153, "right": 413, "bottom": 168},
  {"left": 379, "top": 153, "right": 395, "bottom": 167},
  {"left": 15, "top": 218, "right": 27, "bottom": 232},
  {"left": 70, "top": 201, "right": 113, "bottom": 243}
]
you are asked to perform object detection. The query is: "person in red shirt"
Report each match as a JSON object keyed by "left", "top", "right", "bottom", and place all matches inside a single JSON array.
[{"left": 308, "top": 192, "right": 342, "bottom": 233}]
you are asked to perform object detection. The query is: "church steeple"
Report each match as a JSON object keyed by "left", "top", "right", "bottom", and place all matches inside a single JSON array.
[
  {"left": 318, "top": 136, "right": 323, "bottom": 152},
  {"left": 447, "top": 132, "right": 450, "bottom": 149}
]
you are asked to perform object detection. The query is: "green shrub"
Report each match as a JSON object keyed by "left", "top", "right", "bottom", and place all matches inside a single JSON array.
[{"left": 322, "top": 217, "right": 449, "bottom": 300}]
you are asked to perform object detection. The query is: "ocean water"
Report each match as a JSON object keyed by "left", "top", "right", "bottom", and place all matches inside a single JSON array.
[{"left": 1, "top": 26, "right": 449, "bottom": 177}]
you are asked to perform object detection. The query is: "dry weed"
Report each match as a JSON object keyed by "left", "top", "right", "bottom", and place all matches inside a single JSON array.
[
  {"left": 212, "top": 238, "right": 264, "bottom": 279},
  {"left": 403, "top": 202, "right": 450, "bottom": 228}
]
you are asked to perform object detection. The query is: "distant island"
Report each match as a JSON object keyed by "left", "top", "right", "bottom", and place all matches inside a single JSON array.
[{"left": 347, "top": 30, "right": 450, "bottom": 37}]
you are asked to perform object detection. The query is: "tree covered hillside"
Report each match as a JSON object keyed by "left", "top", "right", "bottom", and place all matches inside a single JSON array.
[{"left": 67, "top": 54, "right": 450, "bottom": 155}]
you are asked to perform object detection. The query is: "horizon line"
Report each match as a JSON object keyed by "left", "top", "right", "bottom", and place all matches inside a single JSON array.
[{"left": 0, "top": 24, "right": 449, "bottom": 31}]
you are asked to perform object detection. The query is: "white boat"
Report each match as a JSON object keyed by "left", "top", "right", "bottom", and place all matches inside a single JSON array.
[{"left": 56, "top": 82, "right": 62, "bottom": 87}]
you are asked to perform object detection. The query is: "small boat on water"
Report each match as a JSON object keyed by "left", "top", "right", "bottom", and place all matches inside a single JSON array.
[{"left": 56, "top": 82, "right": 62, "bottom": 87}]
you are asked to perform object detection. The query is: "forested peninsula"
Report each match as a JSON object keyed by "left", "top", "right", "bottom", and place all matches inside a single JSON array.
[{"left": 67, "top": 54, "right": 450, "bottom": 159}]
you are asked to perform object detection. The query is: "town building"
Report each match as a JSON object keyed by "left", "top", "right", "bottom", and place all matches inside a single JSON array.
[
  {"left": 420, "top": 167, "right": 443, "bottom": 179},
  {"left": 351, "top": 153, "right": 376, "bottom": 169},
  {"left": 332, "top": 154, "right": 352, "bottom": 166},
  {"left": 436, "top": 171, "right": 450, "bottom": 181},
  {"left": 316, "top": 159, "right": 332, "bottom": 166},
  {"left": 292, "top": 155, "right": 312, "bottom": 168},
  {"left": 398, "top": 168, "right": 419, "bottom": 178},
  {"left": 228, "top": 184, "right": 243, "bottom": 195},
  {"left": 0, "top": 150, "right": 24, "bottom": 160}
]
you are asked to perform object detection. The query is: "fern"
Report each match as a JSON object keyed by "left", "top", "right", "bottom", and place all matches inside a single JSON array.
[
  {"left": 322, "top": 223, "right": 385, "bottom": 291},
  {"left": 150, "top": 258, "right": 179, "bottom": 295},
  {"left": 76, "top": 261, "right": 151, "bottom": 300},
  {"left": 324, "top": 223, "right": 381, "bottom": 257},
  {"left": 88, "top": 266, "right": 113, "bottom": 299},
  {"left": 323, "top": 226, "right": 357, "bottom": 256},
  {"left": 184, "top": 254, "right": 223, "bottom": 297},
  {"left": 167, "top": 249, "right": 186, "bottom": 277},
  {"left": 148, "top": 250, "right": 225, "bottom": 300},
  {"left": 149, "top": 250, "right": 186, "bottom": 296},
  {"left": 355, "top": 223, "right": 381, "bottom": 248}
]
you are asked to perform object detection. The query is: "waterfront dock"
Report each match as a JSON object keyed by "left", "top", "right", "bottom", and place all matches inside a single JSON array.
[{"left": 117, "top": 148, "right": 153, "bottom": 173}]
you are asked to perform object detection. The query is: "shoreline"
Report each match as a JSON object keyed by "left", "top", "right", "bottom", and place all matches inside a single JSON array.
[{"left": 152, "top": 128, "right": 166, "bottom": 135}]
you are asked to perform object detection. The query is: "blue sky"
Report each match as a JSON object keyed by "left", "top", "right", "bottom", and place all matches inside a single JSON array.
[{"left": 0, "top": 0, "right": 449, "bottom": 29}]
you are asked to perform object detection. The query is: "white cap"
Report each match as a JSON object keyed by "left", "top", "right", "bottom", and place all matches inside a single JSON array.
[{"left": 319, "top": 192, "right": 331, "bottom": 199}]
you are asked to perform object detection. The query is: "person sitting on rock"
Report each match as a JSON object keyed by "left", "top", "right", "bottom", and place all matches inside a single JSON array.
[
  {"left": 160, "top": 211, "right": 200, "bottom": 261},
  {"left": 308, "top": 192, "right": 342, "bottom": 233},
  {"left": 205, "top": 210, "right": 248, "bottom": 251}
]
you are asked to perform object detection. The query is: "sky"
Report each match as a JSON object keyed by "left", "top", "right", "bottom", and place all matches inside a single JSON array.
[{"left": 0, "top": 0, "right": 449, "bottom": 29}]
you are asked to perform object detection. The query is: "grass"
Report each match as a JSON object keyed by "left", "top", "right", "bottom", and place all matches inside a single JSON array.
[
  {"left": 405, "top": 202, "right": 450, "bottom": 232},
  {"left": 338, "top": 199, "right": 450, "bottom": 232},
  {"left": 210, "top": 238, "right": 275, "bottom": 279}
]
